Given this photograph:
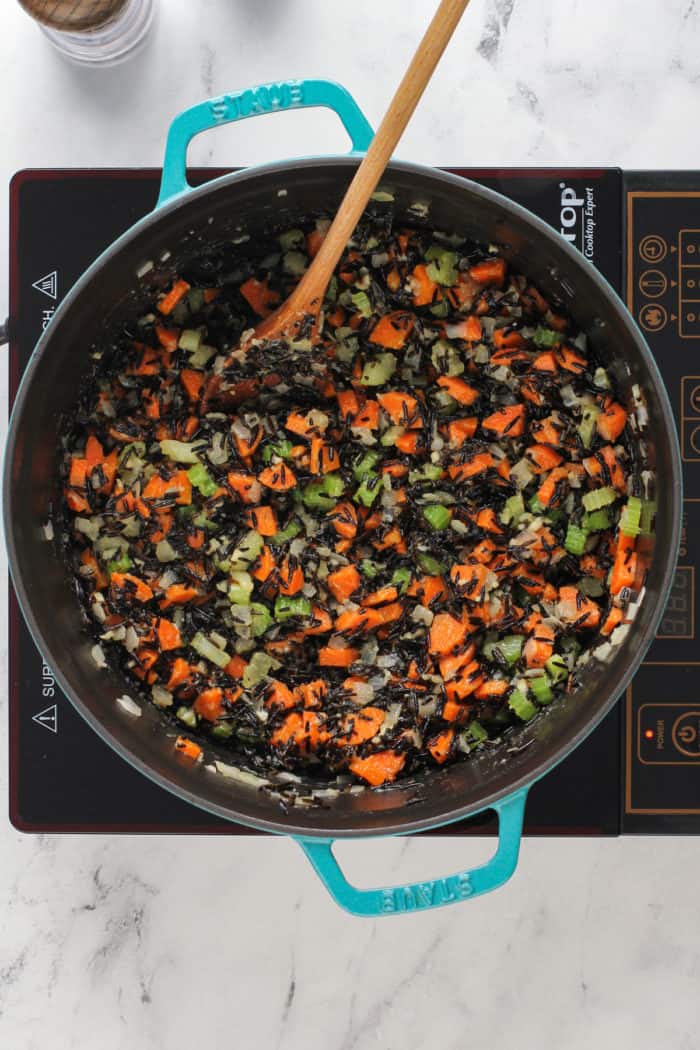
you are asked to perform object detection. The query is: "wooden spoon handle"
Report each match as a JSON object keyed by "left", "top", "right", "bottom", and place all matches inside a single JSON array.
[{"left": 288, "top": 0, "right": 471, "bottom": 316}]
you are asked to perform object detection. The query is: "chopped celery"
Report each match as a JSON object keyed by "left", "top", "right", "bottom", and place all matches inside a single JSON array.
[
  {"left": 532, "top": 326, "right": 559, "bottom": 348},
  {"left": 425, "top": 245, "right": 458, "bottom": 286},
  {"left": 583, "top": 508, "right": 611, "bottom": 531},
  {"left": 323, "top": 474, "right": 345, "bottom": 498},
  {"left": 229, "top": 571, "right": 253, "bottom": 605},
  {"left": 593, "top": 367, "right": 611, "bottom": 390},
  {"left": 529, "top": 673, "right": 553, "bottom": 705},
  {"left": 269, "top": 520, "right": 302, "bottom": 546},
  {"left": 501, "top": 492, "right": 525, "bottom": 525},
  {"left": 279, "top": 228, "right": 305, "bottom": 251},
  {"left": 423, "top": 505, "right": 452, "bottom": 530},
  {"left": 619, "top": 496, "right": 642, "bottom": 537},
  {"left": 191, "top": 632, "right": 230, "bottom": 669},
  {"left": 242, "top": 651, "right": 279, "bottom": 689},
  {"left": 210, "top": 723, "right": 234, "bottom": 739},
  {"left": 354, "top": 477, "right": 382, "bottom": 507},
  {"left": 229, "top": 531, "right": 264, "bottom": 571},
  {"left": 250, "top": 603, "right": 273, "bottom": 638},
  {"left": 177, "top": 328, "right": 202, "bottom": 352},
  {"left": 639, "top": 498, "right": 657, "bottom": 536},
  {"left": 189, "top": 344, "right": 217, "bottom": 369},
  {"left": 353, "top": 451, "right": 381, "bottom": 481},
  {"left": 159, "top": 439, "right": 201, "bottom": 465},
  {"left": 409, "top": 463, "right": 443, "bottom": 484},
  {"left": 545, "top": 654, "right": 568, "bottom": 683},
  {"left": 508, "top": 688, "right": 537, "bottom": 721},
  {"left": 176, "top": 705, "right": 197, "bottom": 728},
  {"left": 262, "top": 439, "right": 294, "bottom": 463},
  {"left": 193, "top": 512, "right": 218, "bottom": 531},
  {"left": 577, "top": 404, "right": 601, "bottom": 449},
  {"left": 417, "top": 552, "right": 445, "bottom": 575},
  {"left": 560, "top": 635, "right": 581, "bottom": 655},
  {"left": 462, "top": 720, "right": 488, "bottom": 748},
  {"left": 430, "top": 300, "right": 449, "bottom": 318},
  {"left": 391, "top": 567, "right": 412, "bottom": 594},
  {"left": 186, "top": 288, "right": 204, "bottom": 313},
  {"left": 106, "top": 553, "right": 132, "bottom": 575},
  {"left": 360, "top": 559, "right": 382, "bottom": 579},
  {"left": 359, "top": 352, "right": 397, "bottom": 386},
  {"left": 582, "top": 486, "right": 617, "bottom": 512},
  {"left": 484, "top": 635, "right": 523, "bottom": 666},
  {"left": 187, "top": 462, "right": 218, "bottom": 498},
  {"left": 274, "top": 595, "right": 312, "bottom": 621},
  {"left": 564, "top": 523, "right": 589, "bottom": 555},
  {"left": 302, "top": 481, "right": 337, "bottom": 512},
  {"left": 283, "top": 250, "right": 307, "bottom": 276},
  {"left": 579, "top": 575, "right": 604, "bottom": 597},
  {"left": 528, "top": 495, "right": 545, "bottom": 515},
  {"left": 380, "top": 425, "right": 405, "bottom": 446},
  {"left": 351, "top": 291, "right": 372, "bottom": 318}
]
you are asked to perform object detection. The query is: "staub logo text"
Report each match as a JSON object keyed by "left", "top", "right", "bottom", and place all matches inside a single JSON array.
[{"left": 209, "top": 81, "right": 304, "bottom": 123}]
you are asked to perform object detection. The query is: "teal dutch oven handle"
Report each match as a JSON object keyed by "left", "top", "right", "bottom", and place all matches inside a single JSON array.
[
  {"left": 297, "top": 788, "right": 529, "bottom": 917},
  {"left": 157, "top": 78, "right": 375, "bottom": 208}
]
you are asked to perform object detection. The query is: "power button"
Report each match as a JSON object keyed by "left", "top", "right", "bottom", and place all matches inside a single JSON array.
[
  {"left": 638, "top": 703, "right": 700, "bottom": 765},
  {"left": 672, "top": 711, "right": 700, "bottom": 758}
]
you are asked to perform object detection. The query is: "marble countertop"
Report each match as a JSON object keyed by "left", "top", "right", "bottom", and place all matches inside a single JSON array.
[{"left": 2, "top": 1, "right": 699, "bottom": 1047}]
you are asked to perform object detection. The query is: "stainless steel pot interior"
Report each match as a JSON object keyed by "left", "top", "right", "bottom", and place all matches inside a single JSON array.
[{"left": 4, "top": 159, "right": 682, "bottom": 838}]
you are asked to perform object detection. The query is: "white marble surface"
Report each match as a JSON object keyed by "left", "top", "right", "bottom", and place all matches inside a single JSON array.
[{"left": 2, "top": 1, "right": 700, "bottom": 1047}]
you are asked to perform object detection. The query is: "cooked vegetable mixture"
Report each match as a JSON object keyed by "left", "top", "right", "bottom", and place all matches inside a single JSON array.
[{"left": 62, "top": 212, "right": 648, "bottom": 788}]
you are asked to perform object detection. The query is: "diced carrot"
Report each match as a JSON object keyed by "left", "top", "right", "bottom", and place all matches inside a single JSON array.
[
  {"left": 450, "top": 315, "right": 483, "bottom": 342},
  {"left": 318, "top": 646, "right": 359, "bottom": 667},
  {"left": 227, "top": 471, "right": 261, "bottom": 503},
  {"left": 372, "top": 526, "right": 407, "bottom": 553},
  {"left": 234, "top": 424, "right": 263, "bottom": 460},
  {"left": 251, "top": 545, "right": 276, "bottom": 584},
  {"left": 265, "top": 680, "right": 296, "bottom": 710},
  {"left": 429, "top": 612, "right": 469, "bottom": 655},
  {"left": 194, "top": 687, "right": 224, "bottom": 721},
  {"left": 481, "top": 404, "right": 526, "bottom": 438},
  {"left": 523, "top": 623, "right": 555, "bottom": 668},
  {"left": 381, "top": 461, "right": 409, "bottom": 478},
  {"left": 557, "top": 346, "right": 587, "bottom": 373},
  {"left": 536, "top": 465, "right": 569, "bottom": 507},
  {"left": 362, "top": 585, "right": 399, "bottom": 607},
  {"left": 352, "top": 400, "right": 380, "bottom": 429},
  {"left": 377, "top": 391, "right": 422, "bottom": 427},
  {"left": 493, "top": 328, "right": 527, "bottom": 351},
  {"left": 285, "top": 411, "right": 321, "bottom": 439},
  {"left": 448, "top": 452, "right": 494, "bottom": 481},
  {"left": 410, "top": 263, "right": 438, "bottom": 306},
  {"left": 349, "top": 750, "right": 405, "bottom": 786},
  {"left": 386, "top": 267, "right": 402, "bottom": 292},
  {"left": 294, "top": 679, "right": 328, "bottom": 709},
  {"left": 436, "top": 376, "right": 479, "bottom": 405},
  {"left": 328, "top": 500, "right": 359, "bottom": 539},
  {"left": 474, "top": 508, "right": 503, "bottom": 534},
  {"left": 155, "top": 324, "right": 180, "bottom": 351},
  {"left": 375, "top": 602, "right": 403, "bottom": 626},
  {"left": 174, "top": 736, "right": 202, "bottom": 761},
  {"left": 369, "top": 311, "right": 415, "bottom": 349},
  {"left": 395, "top": 431, "right": 420, "bottom": 454},
  {"left": 240, "top": 277, "right": 279, "bottom": 318},
  {"left": 610, "top": 537, "right": 638, "bottom": 596},
  {"left": 438, "top": 643, "right": 476, "bottom": 681},
  {"left": 186, "top": 528, "right": 206, "bottom": 550},
  {"left": 597, "top": 400, "right": 627, "bottom": 442},
  {"left": 521, "top": 378, "right": 545, "bottom": 406},
  {"left": 469, "top": 258, "right": 506, "bottom": 287},
  {"left": 110, "top": 572, "right": 154, "bottom": 603},
  {"left": 271, "top": 710, "right": 325, "bottom": 752},
  {"left": 441, "top": 700, "right": 472, "bottom": 723},
  {"left": 557, "top": 586, "right": 601, "bottom": 628},
  {"left": 337, "top": 389, "right": 360, "bottom": 420},
  {"left": 338, "top": 706, "right": 386, "bottom": 746},
  {"left": 180, "top": 369, "right": 204, "bottom": 403},
  {"left": 450, "top": 562, "right": 490, "bottom": 597},
  {"left": 428, "top": 729, "right": 455, "bottom": 763},
  {"left": 159, "top": 584, "right": 201, "bottom": 611},
  {"left": 327, "top": 564, "right": 361, "bottom": 603},
  {"left": 157, "top": 617, "right": 182, "bottom": 651},
  {"left": 475, "top": 679, "right": 509, "bottom": 700},
  {"left": 336, "top": 608, "right": 384, "bottom": 633},
  {"left": 168, "top": 658, "right": 193, "bottom": 690},
  {"left": 601, "top": 606, "right": 624, "bottom": 636},
  {"left": 444, "top": 660, "right": 484, "bottom": 702},
  {"left": 225, "top": 654, "right": 248, "bottom": 679},
  {"left": 244, "top": 506, "right": 278, "bottom": 536},
  {"left": 158, "top": 278, "right": 190, "bottom": 315},
  {"left": 526, "top": 444, "right": 564, "bottom": 474},
  {"left": 143, "top": 470, "right": 192, "bottom": 505},
  {"left": 448, "top": 417, "right": 478, "bottom": 447},
  {"left": 306, "top": 228, "right": 325, "bottom": 258},
  {"left": 305, "top": 607, "right": 334, "bottom": 635},
  {"left": 583, "top": 446, "right": 626, "bottom": 492},
  {"left": 309, "top": 437, "right": 339, "bottom": 474},
  {"left": 80, "top": 549, "right": 108, "bottom": 590},
  {"left": 278, "top": 557, "right": 304, "bottom": 596},
  {"left": 203, "top": 287, "right": 220, "bottom": 303},
  {"left": 258, "top": 463, "right": 297, "bottom": 491}
]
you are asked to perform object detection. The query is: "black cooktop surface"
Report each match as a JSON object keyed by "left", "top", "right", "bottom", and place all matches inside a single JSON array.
[{"left": 8, "top": 167, "right": 699, "bottom": 834}]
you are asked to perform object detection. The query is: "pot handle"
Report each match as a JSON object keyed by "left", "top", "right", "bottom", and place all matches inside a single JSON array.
[
  {"left": 157, "top": 79, "right": 375, "bottom": 208},
  {"left": 296, "top": 788, "right": 529, "bottom": 917}
]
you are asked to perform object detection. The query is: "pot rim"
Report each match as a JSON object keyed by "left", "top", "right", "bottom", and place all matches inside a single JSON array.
[{"left": 3, "top": 156, "right": 683, "bottom": 837}]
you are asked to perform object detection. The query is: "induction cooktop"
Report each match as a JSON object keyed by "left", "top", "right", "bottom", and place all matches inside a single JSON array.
[{"left": 8, "top": 166, "right": 699, "bottom": 835}]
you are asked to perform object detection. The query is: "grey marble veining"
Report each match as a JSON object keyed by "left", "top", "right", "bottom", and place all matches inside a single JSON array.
[{"left": 2, "top": 2, "right": 700, "bottom": 1047}]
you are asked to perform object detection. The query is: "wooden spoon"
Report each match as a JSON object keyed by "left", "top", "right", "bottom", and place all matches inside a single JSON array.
[{"left": 206, "top": 0, "right": 470, "bottom": 405}]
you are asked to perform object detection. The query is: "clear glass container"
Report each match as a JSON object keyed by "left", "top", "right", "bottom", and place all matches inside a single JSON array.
[{"left": 18, "top": 0, "right": 156, "bottom": 66}]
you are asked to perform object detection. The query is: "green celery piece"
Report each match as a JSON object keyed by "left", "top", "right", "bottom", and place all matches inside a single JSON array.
[
  {"left": 106, "top": 554, "right": 132, "bottom": 575},
  {"left": 508, "top": 688, "right": 537, "bottom": 721},
  {"left": 545, "top": 654, "right": 568, "bottom": 683},
  {"left": 417, "top": 552, "right": 445, "bottom": 575},
  {"left": 323, "top": 474, "right": 345, "bottom": 498},
  {"left": 528, "top": 495, "right": 545, "bottom": 515},
  {"left": 191, "top": 632, "right": 230, "bottom": 669},
  {"left": 532, "top": 326, "right": 559, "bottom": 348},
  {"left": 274, "top": 595, "right": 312, "bottom": 621},
  {"left": 354, "top": 477, "right": 381, "bottom": 507},
  {"left": 483, "top": 635, "right": 522, "bottom": 666},
  {"left": 178, "top": 328, "right": 202, "bottom": 352},
  {"left": 391, "top": 567, "right": 412, "bottom": 594},
  {"left": 423, "top": 505, "right": 452, "bottom": 530},
  {"left": 176, "top": 705, "right": 197, "bottom": 728},
  {"left": 351, "top": 291, "right": 372, "bottom": 317},
  {"left": 582, "top": 486, "right": 617, "bottom": 512},
  {"left": 279, "top": 228, "right": 305, "bottom": 251},
  {"left": 464, "top": 720, "right": 488, "bottom": 744},
  {"left": 430, "top": 300, "right": 449, "bottom": 318},
  {"left": 564, "top": 523, "right": 589, "bottom": 556},
  {"left": 262, "top": 439, "right": 294, "bottom": 464},
  {"left": 302, "top": 481, "right": 337, "bottom": 512},
  {"left": 425, "top": 245, "right": 458, "bottom": 286},
  {"left": 187, "top": 462, "right": 218, "bottom": 498},
  {"left": 353, "top": 450, "right": 381, "bottom": 481},
  {"left": 269, "top": 520, "right": 302, "bottom": 546},
  {"left": 529, "top": 674, "right": 553, "bottom": 705},
  {"left": 210, "top": 723, "right": 234, "bottom": 739},
  {"left": 409, "top": 463, "right": 443, "bottom": 484},
  {"left": 620, "top": 496, "right": 642, "bottom": 537},
  {"left": 250, "top": 603, "right": 273, "bottom": 638},
  {"left": 577, "top": 404, "right": 601, "bottom": 449},
  {"left": 501, "top": 493, "right": 525, "bottom": 525},
  {"left": 359, "top": 353, "right": 397, "bottom": 386},
  {"left": 229, "top": 571, "right": 253, "bottom": 605},
  {"left": 242, "top": 651, "right": 278, "bottom": 688},
  {"left": 583, "top": 508, "right": 612, "bottom": 531},
  {"left": 159, "top": 439, "right": 200, "bottom": 464}
]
